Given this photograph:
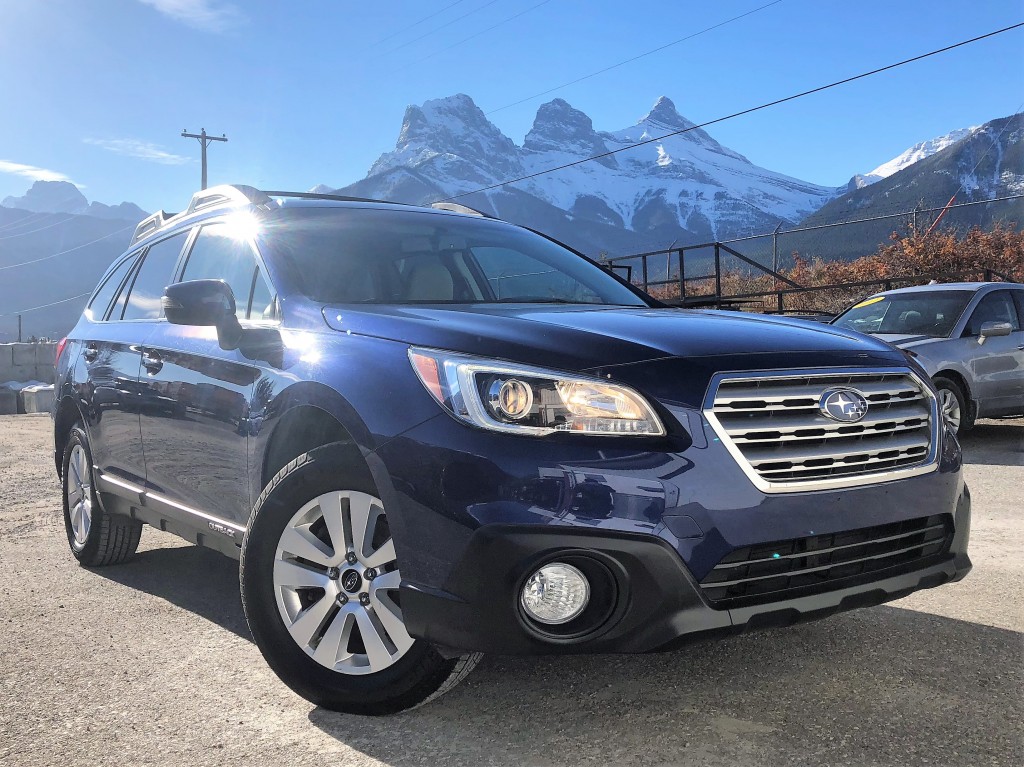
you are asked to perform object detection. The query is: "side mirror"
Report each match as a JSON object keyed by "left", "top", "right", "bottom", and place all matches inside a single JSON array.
[
  {"left": 163, "top": 280, "right": 235, "bottom": 327},
  {"left": 978, "top": 320, "right": 1013, "bottom": 345}
]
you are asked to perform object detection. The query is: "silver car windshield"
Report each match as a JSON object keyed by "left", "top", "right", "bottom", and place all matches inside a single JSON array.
[{"left": 833, "top": 290, "right": 974, "bottom": 337}]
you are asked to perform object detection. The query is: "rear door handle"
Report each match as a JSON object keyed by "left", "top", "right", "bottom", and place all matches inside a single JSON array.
[
  {"left": 141, "top": 351, "right": 164, "bottom": 374},
  {"left": 83, "top": 344, "right": 99, "bottom": 362}
]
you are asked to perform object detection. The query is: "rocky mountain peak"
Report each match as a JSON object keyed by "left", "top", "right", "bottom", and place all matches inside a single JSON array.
[
  {"left": 640, "top": 96, "right": 694, "bottom": 130},
  {"left": 2, "top": 180, "right": 89, "bottom": 214},
  {"left": 523, "top": 99, "right": 614, "bottom": 165}
]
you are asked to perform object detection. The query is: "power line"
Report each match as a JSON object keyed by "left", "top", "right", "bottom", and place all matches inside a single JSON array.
[
  {"left": 378, "top": 0, "right": 502, "bottom": 57},
  {"left": 0, "top": 291, "right": 91, "bottom": 317},
  {"left": 363, "top": 0, "right": 469, "bottom": 50},
  {"left": 392, "top": 0, "right": 554, "bottom": 71},
  {"left": 442, "top": 22, "right": 1024, "bottom": 202},
  {"left": 484, "top": 0, "right": 784, "bottom": 116},
  {"left": 0, "top": 213, "right": 76, "bottom": 239},
  {"left": 0, "top": 224, "right": 134, "bottom": 270}
]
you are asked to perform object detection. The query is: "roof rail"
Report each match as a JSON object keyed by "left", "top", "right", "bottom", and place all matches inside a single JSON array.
[
  {"left": 262, "top": 190, "right": 409, "bottom": 206},
  {"left": 430, "top": 201, "right": 492, "bottom": 218},
  {"left": 131, "top": 210, "right": 176, "bottom": 245},
  {"left": 186, "top": 184, "right": 271, "bottom": 215}
]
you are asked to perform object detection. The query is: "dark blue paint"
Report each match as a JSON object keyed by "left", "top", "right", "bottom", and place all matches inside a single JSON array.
[{"left": 52, "top": 198, "right": 971, "bottom": 655}]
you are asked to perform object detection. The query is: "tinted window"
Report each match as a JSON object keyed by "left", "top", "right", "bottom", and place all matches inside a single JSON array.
[
  {"left": 181, "top": 223, "right": 271, "bottom": 319},
  {"left": 263, "top": 208, "right": 647, "bottom": 306},
  {"left": 86, "top": 254, "right": 137, "bottom": 321},
  {"left": 963, "top": 290, "right": 1021, "bottom": 336},
  {"left": 1013, "top": 290, "right": 1024, "bottom": 326},
  {"left": 121, "top": 233, "right": 188, "bottom": 321},
  {"left": 833, "top": 290, "right": 973, "bottom": 337}
]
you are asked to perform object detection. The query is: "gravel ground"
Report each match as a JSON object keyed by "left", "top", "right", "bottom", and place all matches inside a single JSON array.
[{"left": 1, "top": 414, "right": 1021, "bottom": 767}]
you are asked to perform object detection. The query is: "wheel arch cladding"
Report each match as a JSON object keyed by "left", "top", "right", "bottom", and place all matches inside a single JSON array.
[{"left": 54, "top": 396, "right": 85, "bottom": 477}]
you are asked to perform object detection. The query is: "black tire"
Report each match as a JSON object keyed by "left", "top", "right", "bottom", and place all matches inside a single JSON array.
[
  {"left": 240, "top": 444, "right": 481, "bottom": 715},
  {"left": 62, "top": 425, "right": 143, "bottom": 566},
  {"left": 933, "top": 376, "right": 974, "bottom": 436}
]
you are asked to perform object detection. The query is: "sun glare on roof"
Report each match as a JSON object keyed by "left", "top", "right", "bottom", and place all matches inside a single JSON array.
[{"left": 222, "top": 210, "right": 260, "bottom": 241}]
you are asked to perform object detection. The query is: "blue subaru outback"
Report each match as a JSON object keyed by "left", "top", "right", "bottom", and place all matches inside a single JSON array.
[{"left": 53, "top": 185, "right": 971, "bottom": 714}]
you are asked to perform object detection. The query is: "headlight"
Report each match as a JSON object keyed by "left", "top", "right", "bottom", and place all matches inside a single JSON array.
[{"left": 408, "top": 348, "right": 665, "bottom": 437}]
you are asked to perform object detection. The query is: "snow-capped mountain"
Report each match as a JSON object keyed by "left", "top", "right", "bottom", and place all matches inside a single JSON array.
[
  {"left": 801, "top": 113, "right": 1023, "bottom": 260},
  {"left": 848, "top": 126, "right": 980, "bottom": 189},
  {"left": 1, "top": 180, "right": 147, "bottom": 221},
  {"left": 334, "top": 94, "right": 838, "bottom": 254}
]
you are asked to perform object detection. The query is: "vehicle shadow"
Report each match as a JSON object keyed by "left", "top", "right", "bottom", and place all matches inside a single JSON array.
[
  {"left": 90, "top": 540, "right": 1021, "bottom": 765},
  {"left": 91, "top": 543, "right": 252, "bottom": 641},
  {"left": 307, "top": 606, "right": 1022, "bottom": 767},
  {"left": 960, "top": 419, "right": 1023, "bottom": 467}
]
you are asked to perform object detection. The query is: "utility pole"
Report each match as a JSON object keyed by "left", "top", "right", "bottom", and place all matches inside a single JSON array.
[
  {"left": 17, "top": 314, "right": 22, "bottom": 343},
  {"left": 181, "top": 128, "right": 228, "bottom": 190}
]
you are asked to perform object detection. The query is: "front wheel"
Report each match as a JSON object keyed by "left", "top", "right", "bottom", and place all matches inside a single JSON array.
[
  {"left": 933, "top": 376, "right": 973, "bottom": 437},
  {"left": 240, "top": 445, "right": 480, "bottom": 715}
]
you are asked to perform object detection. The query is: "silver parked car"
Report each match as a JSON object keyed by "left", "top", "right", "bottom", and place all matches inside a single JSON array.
[{"left": 831, "top": 282, "right": 1024, "bottom": 435}]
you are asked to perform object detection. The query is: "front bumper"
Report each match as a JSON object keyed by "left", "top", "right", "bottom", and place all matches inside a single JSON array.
[{"left": 369, "top": 411, "right": 971, "bottom": 655}]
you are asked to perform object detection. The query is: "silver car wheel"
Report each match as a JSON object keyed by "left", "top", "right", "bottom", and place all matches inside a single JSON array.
[
  {"left": 938, "top": 388, "right": 961, "bottom": 430},
  {"left": 66, "top": 444, "right": 93, "bottom": 545},
  {"left": 272, "top": 490, "right": 413, "bottom": 676}
]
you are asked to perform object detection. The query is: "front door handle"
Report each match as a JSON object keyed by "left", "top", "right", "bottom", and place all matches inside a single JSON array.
[
  {"left": 83, "top": 344, "right": 99, "bottom": 362},
  {"left": 141, "top": 351, "right": 164, "bottom": 374}
]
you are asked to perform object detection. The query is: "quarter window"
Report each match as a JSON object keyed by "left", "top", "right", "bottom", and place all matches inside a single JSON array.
[
  {"left": 86, "top": 253, "right": 138, "bottom": 321},
  {"left": 181, "top": 223, "right": 273, "bottom": 319},
  {"left": 120, "top": 233, "right": 188, "bottom": 321}
]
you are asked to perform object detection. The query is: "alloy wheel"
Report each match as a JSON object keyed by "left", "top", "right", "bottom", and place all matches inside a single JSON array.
[
  {"left": 66, "top": 444, "right": 93, "bottom": 545},
  {"left": 938, "top": 389, "right": 961, "bottom": 430},
  {"left": 272, "top": 490, "right": 413, "bottom": 675}
]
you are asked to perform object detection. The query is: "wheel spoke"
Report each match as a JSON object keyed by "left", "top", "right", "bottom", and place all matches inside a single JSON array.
[
  {"left": 363, "top": 538, "right": 396, "bottom": 569},
  {"left": 347, "top": 492, "right": 380, "bottom": 563},
  {"left": 371, "top": 570, "right": 401, "bottom": 591},
  {"left": 274, "top": 558, "right": 330, "bottom": 590},
  {"left": 287, "top": 592, "right": 335, "bottom": 649},
  {"left": 355, "top": 608, "right": 393, "bottom": 672},
  {"left": 317, "top": 492, "right": 347, "bottom": 561},
  {"left": 69, "top": 450, "right": 84, "bottom": 487},
  {"left": 313, "top": 605, "right": 356, "bottom": 667},
  {"left": 278, "top": 526, "right": 333, "bottom": 567},
  {"left": 370, "top": 590, "right": 414, "bottom": 653}
]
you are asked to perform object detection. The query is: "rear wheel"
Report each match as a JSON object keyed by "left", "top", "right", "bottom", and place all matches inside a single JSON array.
[
  {"left": 62, "top": 425, "right": 142, "bottom": 566},
  {"left": 240, "top": 445, "right": 481, "bottom": 715},
  {"left": 933, "top": 376, "right": 973, "bottom": 436}
]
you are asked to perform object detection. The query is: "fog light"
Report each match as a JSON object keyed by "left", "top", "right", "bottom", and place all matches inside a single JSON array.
[{"left": 520, "top": 562, "right": 590, "bottom": 625}]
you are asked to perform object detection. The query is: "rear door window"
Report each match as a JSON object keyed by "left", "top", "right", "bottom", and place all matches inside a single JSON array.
[{"left": 120, "top": 232, "right": 189, "bottom": 321}]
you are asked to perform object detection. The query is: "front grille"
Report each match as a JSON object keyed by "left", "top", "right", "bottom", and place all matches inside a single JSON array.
[
  {"left": 699, "top": 514, "right": 953, "bottom": 608},
  {"left": 707, "top": 370, "right": 936, "bottom": 490}
]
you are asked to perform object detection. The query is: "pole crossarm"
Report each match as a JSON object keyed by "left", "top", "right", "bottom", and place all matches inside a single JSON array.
[{"left": 181, "top": 128, "right": 228, "bottom": 190}]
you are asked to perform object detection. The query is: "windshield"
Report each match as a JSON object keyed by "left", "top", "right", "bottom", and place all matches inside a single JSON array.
[
  {"left": 262, "top": 207, "right": 648, "bottom": 307},
  {"left": 832, "top": 290, "right": 974, "bottom": 337}
]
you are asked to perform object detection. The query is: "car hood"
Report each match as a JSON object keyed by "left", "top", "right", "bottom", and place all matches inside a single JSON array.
[{"left": 322, "top": 303, "right": 902, "bottom": 372}]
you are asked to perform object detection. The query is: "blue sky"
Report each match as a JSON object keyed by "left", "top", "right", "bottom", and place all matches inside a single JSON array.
[{"left": 0, "top": 0, "right": 1021, "bottom": 213}]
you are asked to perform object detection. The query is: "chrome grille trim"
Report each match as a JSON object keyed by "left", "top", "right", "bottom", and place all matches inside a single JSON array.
[{"left": 703, "top": 367, "right": 939, "bottom": 493}]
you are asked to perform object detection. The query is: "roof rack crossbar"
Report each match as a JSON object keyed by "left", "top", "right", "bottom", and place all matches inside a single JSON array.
[
  {"left": 430, "top": 201, "right": 492, "bottom": 218},
  {"left": 262, "top": 190, "right": 412, "bottom": 206},
  {"left": 186, "top": 184, "right": 271, "bottom": 215}
]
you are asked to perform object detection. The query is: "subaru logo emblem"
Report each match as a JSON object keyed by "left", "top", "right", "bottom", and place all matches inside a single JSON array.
[
  {"left": 341, "top": 569, "right": 362, "bottom": 593},
  {"left": 819, "top": 388, "right": 869, "bottom": 423}
]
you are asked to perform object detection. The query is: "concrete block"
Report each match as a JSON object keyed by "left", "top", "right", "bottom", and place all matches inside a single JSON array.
[
  {"left": 20, "top": 385, "right": 54, "bottom": 414},
  {"left": 0, "top": 388, "right": 17, "bottom": 415},
  {"left": 11, "top": 344, "right": 36, "bottom": 366}
]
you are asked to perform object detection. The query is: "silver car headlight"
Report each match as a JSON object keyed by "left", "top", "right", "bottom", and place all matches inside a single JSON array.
[{"left": 409, "top": 348, "right": 665, "bottom": 437}]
